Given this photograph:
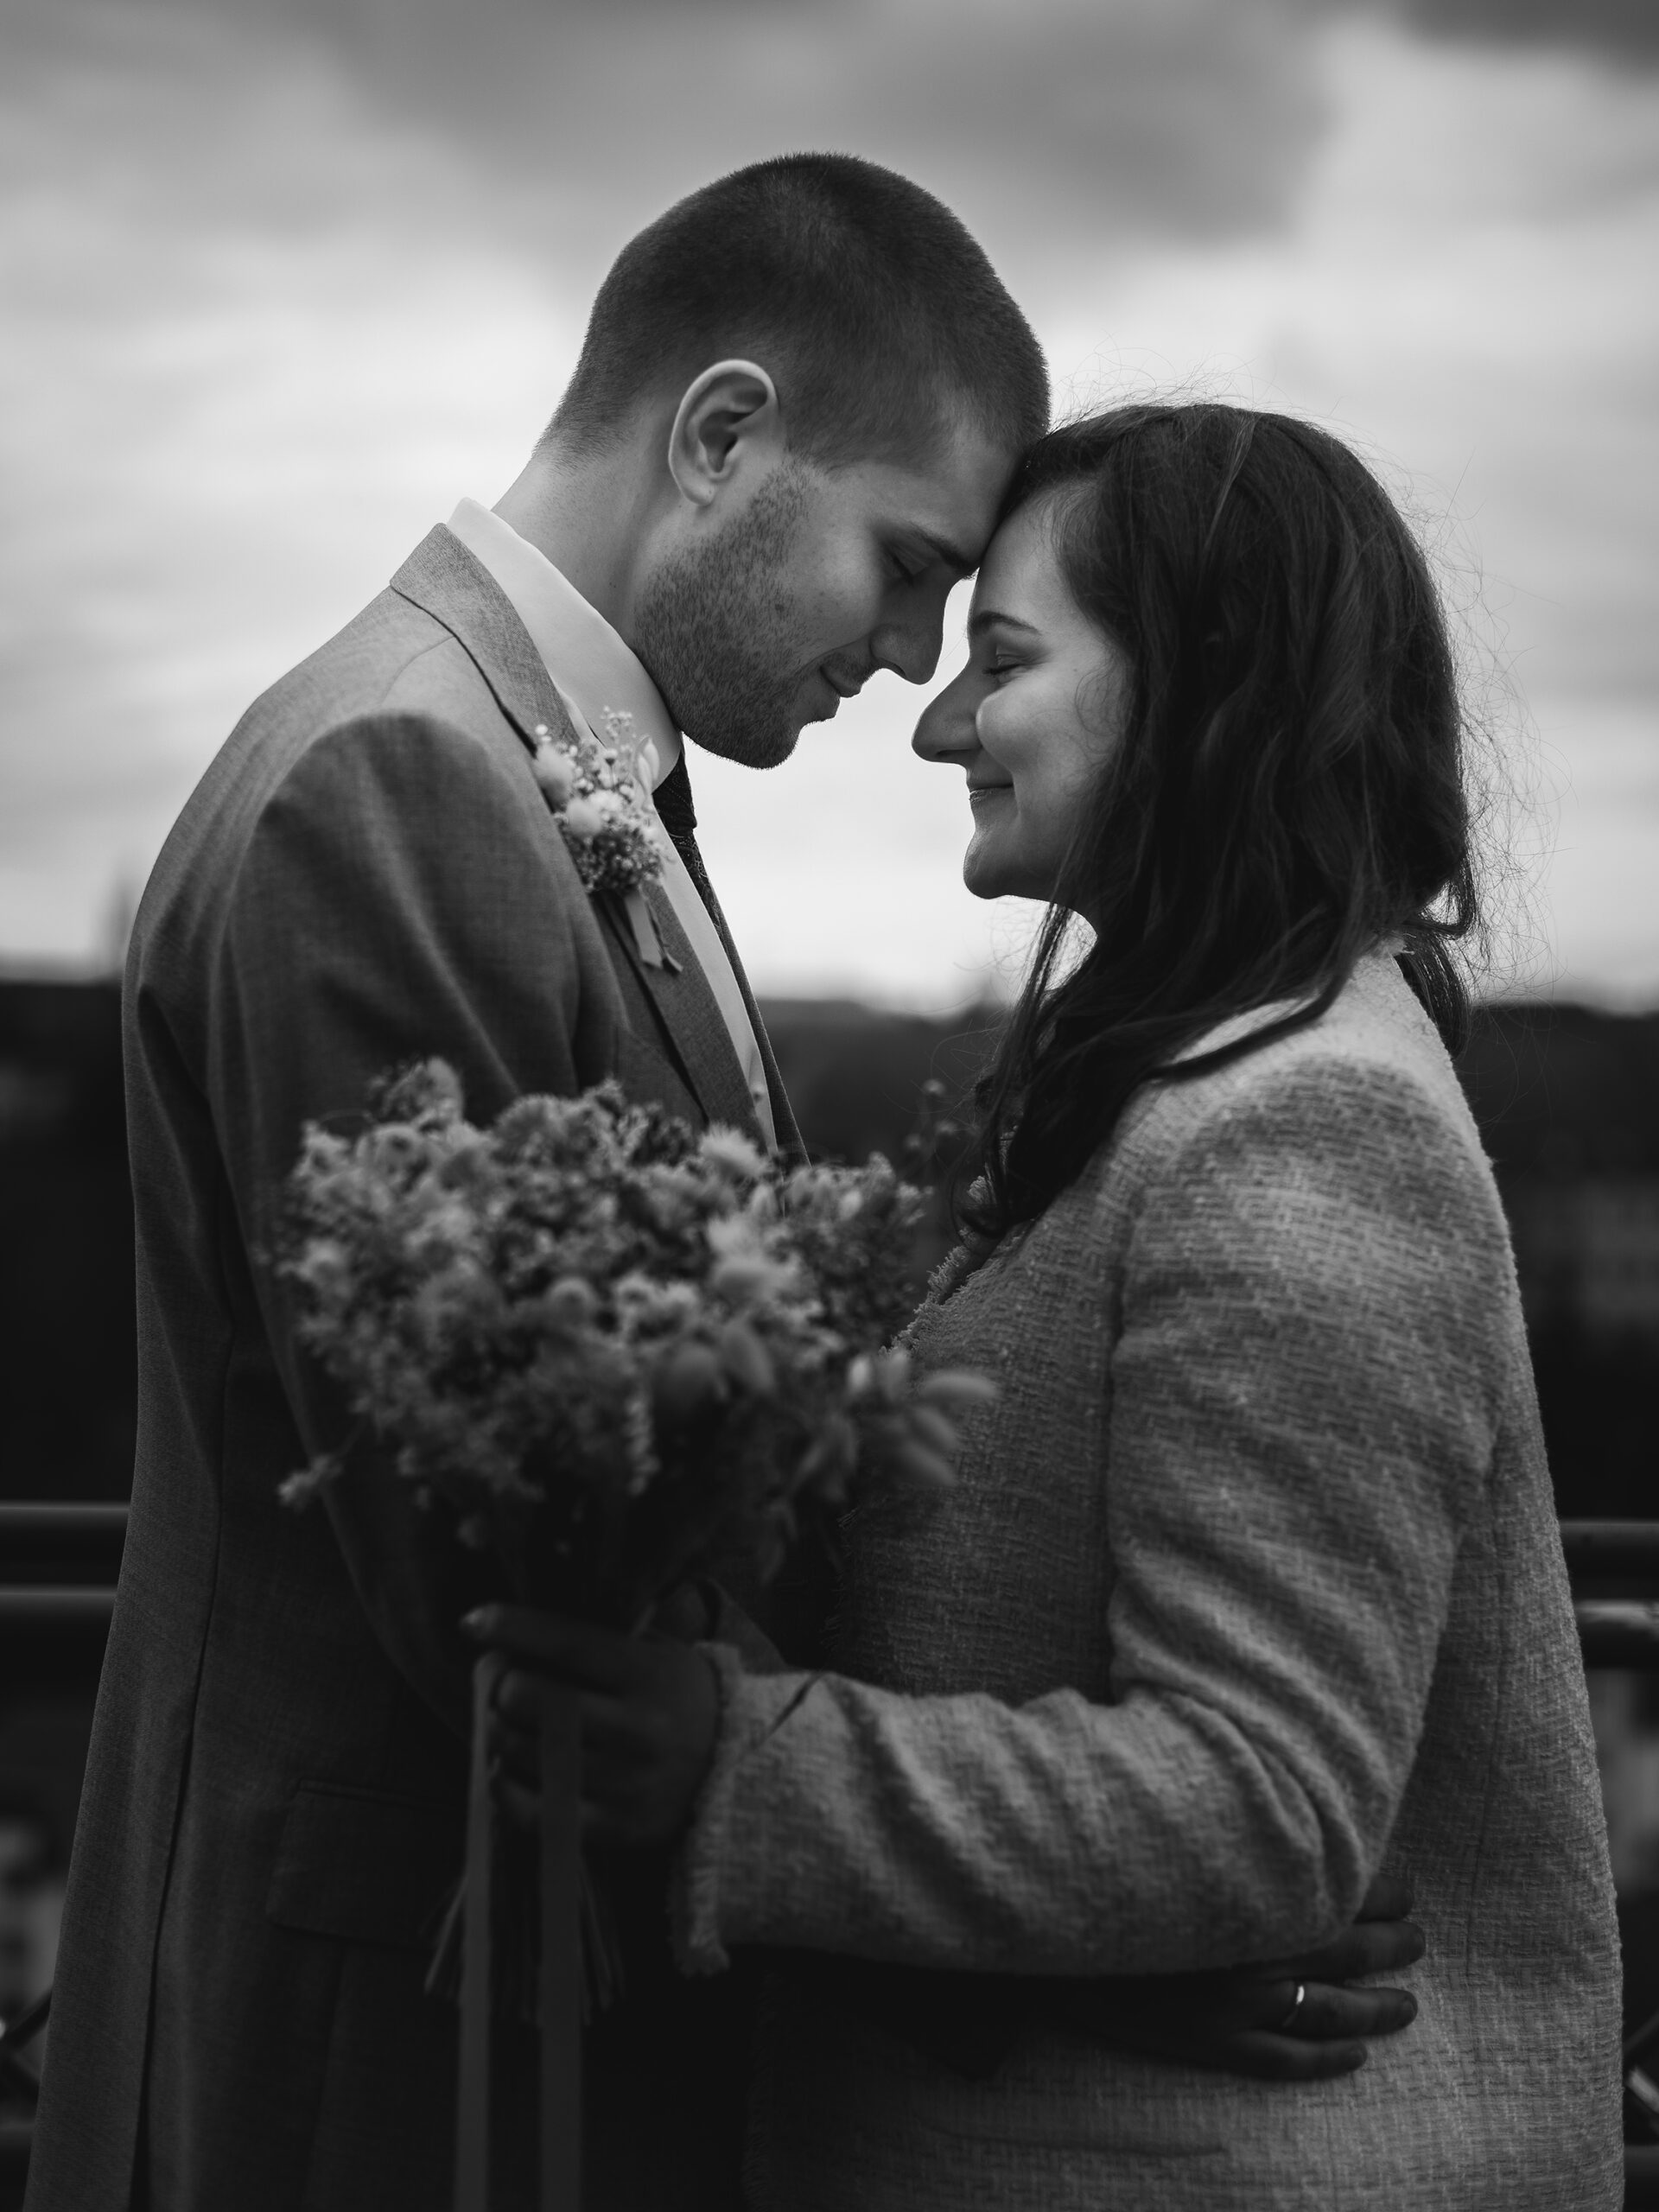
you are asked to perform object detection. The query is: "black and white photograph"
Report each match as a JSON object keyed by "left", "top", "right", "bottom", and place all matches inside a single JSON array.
[{"left": 2, "top": 2, "right": 1657, "bottom": 2206}]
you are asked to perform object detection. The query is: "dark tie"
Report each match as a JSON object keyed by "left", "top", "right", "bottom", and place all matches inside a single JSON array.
[
  {"left": 652, "top": 751, "right": 804, "bottom": 1166},
  {"left": 652, "top": 754, "right": 728, "bottom": 937}
]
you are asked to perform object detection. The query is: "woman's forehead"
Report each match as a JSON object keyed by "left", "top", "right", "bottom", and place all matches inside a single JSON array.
[{"left": 969, "top": 494, "right": 1072, "bottom": 625}]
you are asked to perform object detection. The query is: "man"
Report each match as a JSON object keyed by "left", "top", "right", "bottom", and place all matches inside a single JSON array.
[{"left": 26, "top": 156, "right": 1416, "bottom": 2212}]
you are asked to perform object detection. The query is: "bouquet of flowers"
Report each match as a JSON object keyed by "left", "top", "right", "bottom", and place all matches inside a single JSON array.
[
  {"left": 278, "top": 1058, "right": 984, "bottom": 1616},
  {"left": 275, "top": 1060, "right": 990, "bottom": 2209}
]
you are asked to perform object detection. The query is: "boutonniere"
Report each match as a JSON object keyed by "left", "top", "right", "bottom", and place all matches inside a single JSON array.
[{"left": 530, "top": 708, "right": 677, "bottom": 969}]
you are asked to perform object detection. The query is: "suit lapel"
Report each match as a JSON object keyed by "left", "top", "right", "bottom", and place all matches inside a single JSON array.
[
  {"left": 594, "top": 883, "right": 764, "bottom": 1141},
  {"left": 391, "top": 526, "right": 769, "bottom": 1140},
  {"left": 654, "top": 764, "right": 805, "bottom": 1164},
  {"left": 696, "top": 883, "right": 804, "bottom": 1165}
]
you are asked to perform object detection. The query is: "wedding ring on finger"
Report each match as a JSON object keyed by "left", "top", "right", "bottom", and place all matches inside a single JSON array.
[{"left": 1277, "top": 1981, "right": 1309, "bottom": 2033}]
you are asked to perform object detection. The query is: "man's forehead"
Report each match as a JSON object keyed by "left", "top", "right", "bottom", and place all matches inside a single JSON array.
[{"left": 848, "top": 433, "right": 1019, "bottom": 570}]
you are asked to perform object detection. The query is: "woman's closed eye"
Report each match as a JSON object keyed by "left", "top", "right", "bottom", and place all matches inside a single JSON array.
[
  {"left": 968, "top": 609, "right": 1042, "bottom": 677},
  {"left": 968, "top": 638, "right": 1033, "bottom": 689}
]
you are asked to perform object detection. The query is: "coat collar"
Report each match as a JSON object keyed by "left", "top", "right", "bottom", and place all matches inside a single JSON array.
[
  {"left": 391, "top": 524, "right": 573, "bottom": 760},
  {"left": 443, "top": 499, "right": 684, "bottom": 790}
]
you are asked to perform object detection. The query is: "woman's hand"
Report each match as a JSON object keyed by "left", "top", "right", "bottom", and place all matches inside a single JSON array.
[
  {"left": 1046, "top": 1874, "right": 1425, "bottom": 2081},
  {"left": 461, "top": 1603, "right": 721, "bottom": 1848}
]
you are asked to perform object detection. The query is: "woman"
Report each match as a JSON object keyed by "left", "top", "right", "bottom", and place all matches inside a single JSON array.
[{"left": 480, "top": 404, "right": 1623, "bottom": 2207}]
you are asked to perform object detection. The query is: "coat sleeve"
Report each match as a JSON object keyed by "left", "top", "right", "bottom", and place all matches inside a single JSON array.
[
  {"left": 674, "top": 1053, "right": 1504, "bottom": 1975},
  {"left": 208, "top": 709, "right": 613, "bottom": 1737}
]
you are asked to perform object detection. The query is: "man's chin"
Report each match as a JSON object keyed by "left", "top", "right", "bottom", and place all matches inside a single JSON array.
[{"left": 684, "top": 722, "right": 801, "bottom": 772}]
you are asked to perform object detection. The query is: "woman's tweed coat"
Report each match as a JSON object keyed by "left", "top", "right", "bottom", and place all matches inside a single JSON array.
[{"left": 676, "top": 952, "right": 1623, "bottom": 2209}]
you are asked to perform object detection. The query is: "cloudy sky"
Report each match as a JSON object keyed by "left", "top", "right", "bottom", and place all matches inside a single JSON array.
[{"left": 3, "top": 0, "right": 1656, "bottom": 1007}]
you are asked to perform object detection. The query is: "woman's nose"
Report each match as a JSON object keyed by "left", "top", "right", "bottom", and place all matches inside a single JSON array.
[{"left": 912, "top": 664, "right": 981, "bottom": 764}]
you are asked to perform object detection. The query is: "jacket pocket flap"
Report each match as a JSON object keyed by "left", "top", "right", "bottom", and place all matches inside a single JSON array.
[{"left": 266, "top": 1782, "right": 463, "bottom": 1949}]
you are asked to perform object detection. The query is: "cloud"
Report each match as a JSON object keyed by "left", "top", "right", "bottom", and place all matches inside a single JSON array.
[
  {"left": 1012, "top": 17, "right": 1659, "bottom": 1004},
  {"left": 0, "top": 0, "right": 1332, "bottom": 975},
  {"left": 1386, "top": 0, "right": 1659, "bottom": 67},
  {"left": 703, "top": 14, "right": 1659, "bottom": 1007},
  {"left": 23, "top": 0, "right": 1334, "bottom": 261},
  {"left": 0, "top": 6, "right": 587, "bottom": 962},
  {"left": 1, "top": 1, "right": 1656, "bottom": 1009},
  {"left": 394, "top": 0, "right": 1329, "bottom": 257}
]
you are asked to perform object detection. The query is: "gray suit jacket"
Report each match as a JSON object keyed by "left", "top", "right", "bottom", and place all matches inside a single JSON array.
[
  {"left": 677, "top": 953, "right": 1623, "bottom": 2210},
  {"left": 25, "top": 527, "right": 797, "bottom": 2212}
]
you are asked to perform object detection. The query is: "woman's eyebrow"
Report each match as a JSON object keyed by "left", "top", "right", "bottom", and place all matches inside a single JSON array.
[{"left": 968, "top": 608, "right": 1040, "bottom": 639}]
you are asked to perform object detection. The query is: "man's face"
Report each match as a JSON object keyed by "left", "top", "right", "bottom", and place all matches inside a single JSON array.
[{"left": 631, "top": 419, "right": 1016, "bottom": 767}]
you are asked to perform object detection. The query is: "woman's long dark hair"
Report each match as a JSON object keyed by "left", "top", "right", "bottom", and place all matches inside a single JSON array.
[{"left": 957, "top": 401, "right": 1479, "bottom": 1247}]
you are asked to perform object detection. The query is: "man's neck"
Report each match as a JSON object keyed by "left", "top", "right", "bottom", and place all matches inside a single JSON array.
[{"left": 491, "top": 442, "right": 658, "bottom": 640}]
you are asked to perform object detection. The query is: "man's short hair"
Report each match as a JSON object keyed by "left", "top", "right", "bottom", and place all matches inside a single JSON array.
[{"left": 547, "top": 153, "right": 1049, "bottom": 467}]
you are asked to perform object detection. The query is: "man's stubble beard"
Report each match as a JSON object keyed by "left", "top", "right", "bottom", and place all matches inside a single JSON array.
[{"left": 632, "top": 465, "right": 820, "bottom": 771}]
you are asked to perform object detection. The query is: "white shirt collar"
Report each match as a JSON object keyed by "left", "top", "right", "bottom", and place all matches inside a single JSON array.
[{"left": 446, "top": 498, "right": 683, "bottom": 789}]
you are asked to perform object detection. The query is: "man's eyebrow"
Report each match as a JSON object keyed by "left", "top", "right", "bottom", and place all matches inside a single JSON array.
[
  {"left": 967, "top": 608, "right": 1039, "bottom": 639},
  {"left": 904, "top": 528, "right": 978, "bottom": 578}
]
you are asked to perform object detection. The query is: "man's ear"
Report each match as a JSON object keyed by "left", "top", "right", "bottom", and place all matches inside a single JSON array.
[{"left": 667, "top": 360, "right": 784, "bottom": 509}]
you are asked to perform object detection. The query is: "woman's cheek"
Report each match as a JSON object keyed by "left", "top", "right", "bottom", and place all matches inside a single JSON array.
[{"left": 974, "top": 691, "right": 1027, "bottom": 778}]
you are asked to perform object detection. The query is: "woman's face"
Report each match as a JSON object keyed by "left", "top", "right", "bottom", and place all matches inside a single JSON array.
[{"left": 912, "top": 493, "right": 1130, "bottom": 910}]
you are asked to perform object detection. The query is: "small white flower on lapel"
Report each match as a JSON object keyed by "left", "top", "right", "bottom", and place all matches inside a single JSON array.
[
  {"left": 530, "top": 709, "right": 675, "bottom": 969},
  {"left": 531, "top": 708, "right": 664, "bottom": 899}
]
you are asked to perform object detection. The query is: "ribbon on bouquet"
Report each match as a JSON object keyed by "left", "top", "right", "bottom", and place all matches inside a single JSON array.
[{"left": 454, "top": 1653, "right": 583, "bottom": 2212}]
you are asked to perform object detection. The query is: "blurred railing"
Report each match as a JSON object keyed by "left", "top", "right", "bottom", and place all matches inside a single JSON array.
[
  {"left": 0, "top": 1502, "right": 126, "bottom": 1584},
  {"left": 1561, "top": 1522, "right": 1659, "bottom": 2209},
  {"left": 2, "top": 1507, "right": 1659, "bottom": 2202},
  {"left": 0, "top": 1504, "right": 123, "bottom": 2204},
  {"left": 0, "top": 1503, "right": 123, "bottom": 1730},
  {"left": 1566, "top": 1522, "right": 1659, "bottom": 1675}
]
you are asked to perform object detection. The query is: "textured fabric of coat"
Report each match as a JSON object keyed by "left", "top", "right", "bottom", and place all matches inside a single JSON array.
[
  {"left": 677, "top": 952, "right": 1623, "bottom": 2210},
  {"left": 24, "top": 525, "right": 796, "bottom": 2212}
]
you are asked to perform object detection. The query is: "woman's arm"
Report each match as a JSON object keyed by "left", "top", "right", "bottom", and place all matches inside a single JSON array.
[
  {"left": 477, "top": 1611, "right": 1426, "bottom": 2076},
  {"left": 486, "top": 1051, "right": 1504, "bottom": 1978}
]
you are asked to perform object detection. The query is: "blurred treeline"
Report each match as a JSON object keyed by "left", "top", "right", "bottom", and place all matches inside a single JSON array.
[{"left": 2, "top": 976, "right": 1655, "bottom": 1516}]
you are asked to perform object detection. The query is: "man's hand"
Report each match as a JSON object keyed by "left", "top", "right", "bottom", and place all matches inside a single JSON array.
[
  {"left": 1045, "top": 1875, "right": 1423, "bottom": 2081},
  {"left": 463, "top": 1604, "right": 720, "bottom": 1848}
]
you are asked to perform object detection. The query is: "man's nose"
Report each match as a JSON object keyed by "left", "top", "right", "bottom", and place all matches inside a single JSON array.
[
  {"left": 912, "top": 664, "right": 980, "bottom": 763},
  {"left": 871, "top": 604, "right": 946, "bottom": 688}
]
